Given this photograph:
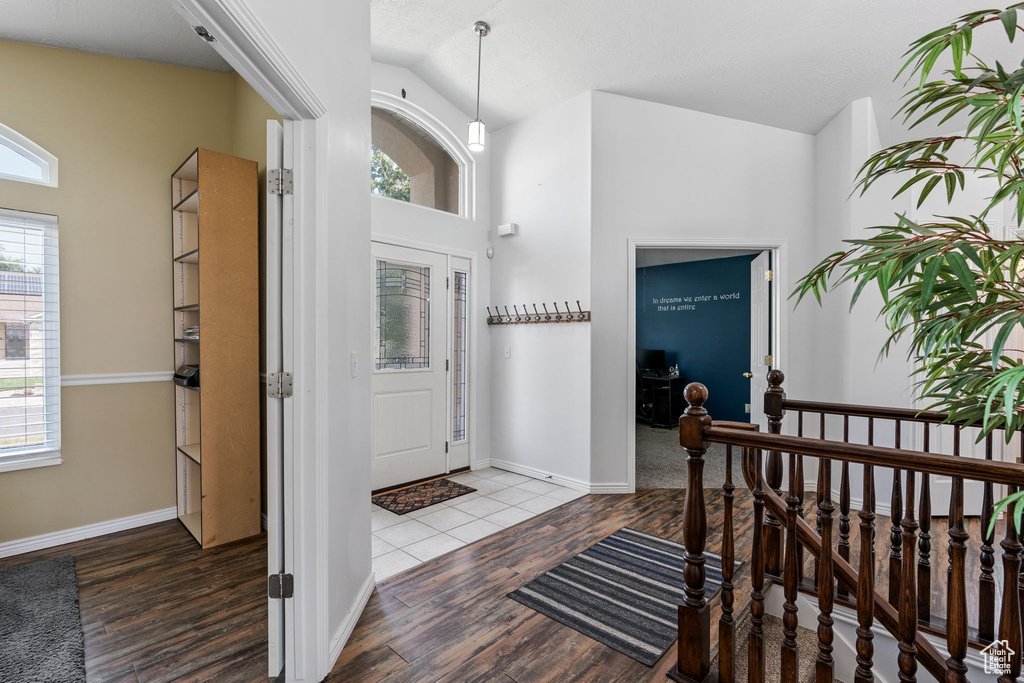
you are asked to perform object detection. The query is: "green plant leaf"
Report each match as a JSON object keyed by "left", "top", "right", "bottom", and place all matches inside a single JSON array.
[{"left": 1002, "top": 8, "right": 1019, "bottom": 41}]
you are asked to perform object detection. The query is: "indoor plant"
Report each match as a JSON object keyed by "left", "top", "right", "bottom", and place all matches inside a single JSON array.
[{"left": 793, "top": 5, "right": 1024, "bottom": 521}]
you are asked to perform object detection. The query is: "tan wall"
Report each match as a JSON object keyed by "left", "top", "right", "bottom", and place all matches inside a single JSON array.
[{"left": 0, "top": 40, "right": 275, "bottom": 543}]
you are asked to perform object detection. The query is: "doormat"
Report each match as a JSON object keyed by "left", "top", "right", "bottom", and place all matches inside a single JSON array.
[
  {"left": 508, "top": 527, "right": 742, "bottom": 667},
  {"left": 372, "top": 478, "right": 477, "bottom": 515},
  {"left": 0, "top": 555, "right": 86, "bottom": 683}
]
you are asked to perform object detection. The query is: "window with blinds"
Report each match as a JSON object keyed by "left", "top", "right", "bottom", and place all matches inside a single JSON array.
[{"left": 0, "top": 208, "right": 60, "bottom": 472}]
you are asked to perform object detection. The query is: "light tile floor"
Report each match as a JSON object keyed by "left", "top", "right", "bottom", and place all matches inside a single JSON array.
[{"left": 371, "top": 467, "right": 588, "bottom": 581}]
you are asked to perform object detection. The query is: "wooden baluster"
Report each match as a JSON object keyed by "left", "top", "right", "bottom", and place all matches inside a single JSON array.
[
  {"left": 917, "top": 425, "right": 932, "bottom": 624},
  {"left": 668, "top": 383, "right": 715, "bottom": 683},
  {"left": 979, "top": 433, "right": 996, "bottom": 642},
  {"left": 854, "top": 463, "right": 875, "bottom": 683},
  {"left": 749, "top": 446, "right": 767, "bottom": 683},
  {"left": 815, "top": 455, "right": 835, "bottom": 682},
  {"left": 796, "top": 428, "right": 806, "bottom": 581},
  {"left": 813, "top": 413, "right": 825, "bottom": 589},
  {"left": 998, "top": 485, "right": 1023, "bottom": 683},
  {"left": 838, "top": 415, "right": 851, "bottom": 600},
  {"left": 764, "top": 370, "right": 786, "bottom": 577},
  {"left": 720, "top": 444, "right": 736, "bottom": 683},
  {"left": 781, "top": 450, "right": 801, "bottom": 681},
  {"left": 897, "top": 470, "right": 918, "bottom": 682},
  {"left": 889, "top": 419, "right": 903, "bottom": 606},
  {"left": 945, "top": 475, "right": 969, "bottom": 682}
]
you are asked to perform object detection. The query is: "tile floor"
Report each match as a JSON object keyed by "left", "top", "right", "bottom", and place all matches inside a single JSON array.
[{"left": 371, "top": 467, "right": 588, "bottom": 581}]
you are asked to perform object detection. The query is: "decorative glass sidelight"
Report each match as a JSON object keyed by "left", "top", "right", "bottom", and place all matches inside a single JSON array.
[
  {"left": 375, "top": 260, "right": 430, "bottom": 370},
  {"left": 452, "top": 271, "right": 468, "bottom": 441}
]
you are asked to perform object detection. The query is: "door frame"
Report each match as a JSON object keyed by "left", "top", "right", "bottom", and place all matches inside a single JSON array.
[
  {"left": 169, "top": 1, "right": 328, "bottom": 681},
  {"left": 625, "top": 237, "right": 788, "bottom": 493},
  {"left": 371, "top": 234, "right": 481, "bottom": 472}
]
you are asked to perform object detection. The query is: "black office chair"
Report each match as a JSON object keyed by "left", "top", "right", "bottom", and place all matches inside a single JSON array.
[{"left": 636, "top": 362, "right": 655, "bottom": 425}]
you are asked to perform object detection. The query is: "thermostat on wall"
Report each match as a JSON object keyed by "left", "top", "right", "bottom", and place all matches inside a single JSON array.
[{"left": 497, "top": 222, "right": 518, "bottom": 237}]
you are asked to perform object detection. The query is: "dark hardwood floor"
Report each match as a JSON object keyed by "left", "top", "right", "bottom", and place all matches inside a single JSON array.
[
  {"left": 0, "top": 521, "right": 268, "bottom": 683},
  {"left": 0, "top": 484, "right": 1004, "bottom": 682}
]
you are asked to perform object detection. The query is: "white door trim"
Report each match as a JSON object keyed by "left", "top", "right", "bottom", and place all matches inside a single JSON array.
[
  {"left": 626, "top": 237, "right": 788, "bottom": 493},
  {"left": 166, "top": 2, "right": 329, "bottom": 681}
]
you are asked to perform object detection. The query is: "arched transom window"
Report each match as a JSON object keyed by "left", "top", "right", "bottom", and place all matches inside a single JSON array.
[
  {"left": 0, "top": 123, "right": 58, "bottom": 188},
  {"left": 371, "top": 106, "right": 460, "bottom": 215}
]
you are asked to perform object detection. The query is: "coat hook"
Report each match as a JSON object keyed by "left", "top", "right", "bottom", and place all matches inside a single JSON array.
[
  {"left": 553, "top": 301, "right": 562, "bottom": 322},
  {"left": 565, "top": 302, "right": 571, "bottom": 322},
  {"left": 532, "top": 303, "right": 540, "bottom": 322},
  {"left": 503, "top": 305, "right": 511, "bottom": 323},
  {"left": 542, "top": 303, "right": 551, "bottom": 322},
  {"left": 576, "top": 300, "right": 585, "bottom": 321},
  {"left": 486, "top": 306, "right": 494, "bottom": 324},
  {"left": 513, "top": 305, "right": 521, "bottom": 323}
]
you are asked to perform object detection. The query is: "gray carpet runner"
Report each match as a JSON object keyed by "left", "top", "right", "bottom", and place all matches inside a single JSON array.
[
  {"left": 509, "top": 527, "right": 740, "bottom": 666},
  {"left": 721, "top": 609, "right": 818, "bottom": 683},
  {"left": 0, "top": 555, "right": 86, "bottom": 683}
]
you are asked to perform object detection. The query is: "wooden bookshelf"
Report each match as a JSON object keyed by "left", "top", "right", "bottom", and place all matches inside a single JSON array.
[{"left": 172, "top": 148, "right": 260, "bottom": 548}]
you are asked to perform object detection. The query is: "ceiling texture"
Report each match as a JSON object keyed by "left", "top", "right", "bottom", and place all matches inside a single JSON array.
[
  {"left": 372, "top": 0, "right": 1020, "bottom": 144},
  {"left": 3, "top": 1, "right": 1018, "bottom": 146},
  {"left": 1, "top": 0, "right": 231, "bottom": 73}
]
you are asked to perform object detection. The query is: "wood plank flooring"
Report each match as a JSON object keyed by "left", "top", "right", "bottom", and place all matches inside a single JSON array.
[
  {"left": 0, "top": 482, "right": 1007, "bottom": 682},
  {"left": 0, "top": 521, "right": 268, "bottom": 683}
]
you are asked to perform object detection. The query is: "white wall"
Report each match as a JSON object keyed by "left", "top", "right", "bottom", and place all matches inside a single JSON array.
[
  {"left": 230, "top": 2, "right": 371, "bottom": 680},
  {"left": 370, "top": 62, "right": 493, "bottom": 469},
  {"left": 589, "top": 90, "right": 818, "bottom": 489},
  {"left": 489, "top": 91, "right": 593, "bottom": 487}
]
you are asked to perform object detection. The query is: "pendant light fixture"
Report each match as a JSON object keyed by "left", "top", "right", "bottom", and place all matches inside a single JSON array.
[{"left": 468, "top": 20, "right": 490, "bottom": 152}]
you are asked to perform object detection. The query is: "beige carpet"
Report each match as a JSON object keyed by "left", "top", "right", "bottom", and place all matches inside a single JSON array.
[
  {"left": 635, "top": 423, "right": 739, "bottom": 490},
  {"left": 725, "top": 611, "right": 818, "bottom": 683}
]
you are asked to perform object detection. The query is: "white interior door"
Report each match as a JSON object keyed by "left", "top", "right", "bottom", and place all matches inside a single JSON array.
[
  {"left": 749, "top": 251, "right": 771, "bottom": 427},
  {"left": 265, "top": 119, "right": 291, "bottom": 678},
  {"left": 371, "top": 243, "right": 449, "bottom": 490}
]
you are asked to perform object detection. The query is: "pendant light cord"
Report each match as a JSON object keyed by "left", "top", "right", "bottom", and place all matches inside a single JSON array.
[{"left": 475, "top": 31, "right": 483, "bottom": 120}]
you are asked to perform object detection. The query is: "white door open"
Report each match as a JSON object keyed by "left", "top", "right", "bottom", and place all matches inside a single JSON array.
[
  {"left": 265, "top": 119, "right": 291, "bottom": 678},
  {"left": 749, "top": 251, "right": 771, "bottom": 427},
  {"left": 371, "top": 243, "right": 449, "bottom": 490}
]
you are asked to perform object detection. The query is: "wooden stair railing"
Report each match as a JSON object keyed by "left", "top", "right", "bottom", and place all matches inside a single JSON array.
[
  {"left": 768, "top": 370, "right": 1019, "bottom": 650},
  {"left": 669, "top": 379, "right": 1024, "bottom": 683}
]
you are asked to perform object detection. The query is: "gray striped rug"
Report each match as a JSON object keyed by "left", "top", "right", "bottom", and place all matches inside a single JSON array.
[{"left": 508, "top": 527, "right": 739, "bottom": 667}]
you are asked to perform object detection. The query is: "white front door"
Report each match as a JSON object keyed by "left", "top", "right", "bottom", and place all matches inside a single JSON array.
[
  {"left": 749, "top": 251, "right": 771, "bottom": 427},
  {"left": 371, "top": 243, "right": 449, "bottom": 490}
]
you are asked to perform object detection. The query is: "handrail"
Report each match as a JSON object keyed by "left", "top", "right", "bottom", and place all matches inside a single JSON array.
[
  {"left": 736, "top": 448, "right": 949, "bottom": 681},
  {"left": 781, "top": 397, "right": 1002, "bottom": 430},
  {"left": 704, "top": 425, "right": 1024, "bottom": 487}
]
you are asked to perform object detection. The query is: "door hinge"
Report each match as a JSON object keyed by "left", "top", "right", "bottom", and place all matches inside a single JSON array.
[
  {"left": 446, "top": 277, "right": 450, "bottom": 289},
  {"left": 445, "top": 441, "right": 449, "bottom": 454},
  {"left": 268, "top": 168, "right": 294, "bottom": 195},
  {"left": 446, "top": 359, "right": 450, "bottom": 371},
  {"left": 764, "top": 269, "right": 773, "bottom": 282},
  {"left": 764, "top": 355, "right": 774, "bottom": 366},
  {"left": 268, "top": 573, "right": 294, "bottom": 599},
  {"left": 267, "top": 371, "right": 293, "bottom": 399}
]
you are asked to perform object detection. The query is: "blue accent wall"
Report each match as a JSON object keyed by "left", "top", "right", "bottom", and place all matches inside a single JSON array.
[{"left": 636, "top": 254, "right": 756, "bottom": 422}]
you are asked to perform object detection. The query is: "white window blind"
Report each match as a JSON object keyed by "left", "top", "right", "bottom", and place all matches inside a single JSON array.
[{"left": 0, "top": 208, "right": 60, "bottom": 472}]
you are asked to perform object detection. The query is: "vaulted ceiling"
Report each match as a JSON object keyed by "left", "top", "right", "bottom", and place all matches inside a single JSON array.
[
  {"left": 2, "top": 1, "right": 1018, "bottom": 146},
  {"left": 372, "top": 0, "right": 1019, "bottom": 144}
]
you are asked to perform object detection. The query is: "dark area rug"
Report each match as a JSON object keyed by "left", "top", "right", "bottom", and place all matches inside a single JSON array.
[
  {"left": 373, "top": 477, "right": 476, "bottom": 515},
  {"left": 509, "top": 527, "right": 742, "bottom": 667},
  {"left": 0, "top": 555, "right": 86, "bottom": 683}
]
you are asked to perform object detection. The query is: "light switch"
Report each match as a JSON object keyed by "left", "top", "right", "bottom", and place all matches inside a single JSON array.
[
  {"left": 350, "top": 351, "right": 359, "bottom": 377},
  {"left": 504, "top": 345, "right": 511, "bottom": 359}
]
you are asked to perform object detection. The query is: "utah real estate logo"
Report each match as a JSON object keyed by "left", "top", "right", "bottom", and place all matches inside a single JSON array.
[{"left": 981, "top": 639, "right": 1015, "bottom": 675}]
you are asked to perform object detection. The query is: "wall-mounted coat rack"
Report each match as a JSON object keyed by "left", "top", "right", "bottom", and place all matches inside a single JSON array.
[{"left": 487, "top": 301, "right": 591, "bottom": 325}]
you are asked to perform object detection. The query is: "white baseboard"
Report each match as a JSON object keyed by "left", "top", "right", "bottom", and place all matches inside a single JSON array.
[
  {"left": 487, "top": 458, "right": 592, "bottom": 493},
  {"left": 470, "top": 458, "right": 492, "bottom": 471},
  {"left": 327, "top": 572, "right": 375, "bottom": 669},
  {"left": 589, "top": 483, "right": 632, "bottom": 494},
  {"left": 0, "top": 506, "right": 178, "bottom": 558}
]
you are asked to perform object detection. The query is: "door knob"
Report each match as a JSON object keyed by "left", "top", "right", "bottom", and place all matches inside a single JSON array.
[{"left": 742, "top": 372, "right": 753, "bottom": 378}]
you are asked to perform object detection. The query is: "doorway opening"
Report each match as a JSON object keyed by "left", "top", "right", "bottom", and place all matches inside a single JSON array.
[{"left": 627, "top": 241, "right": 785, "bottom": 493}]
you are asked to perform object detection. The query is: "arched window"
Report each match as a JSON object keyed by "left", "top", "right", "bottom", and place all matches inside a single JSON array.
[
  {"left": 0, "top": 123, "right": 58, "bottom": 188},
  {"left": 371, "top": 106, "right": 461, "bottom": 215}
]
